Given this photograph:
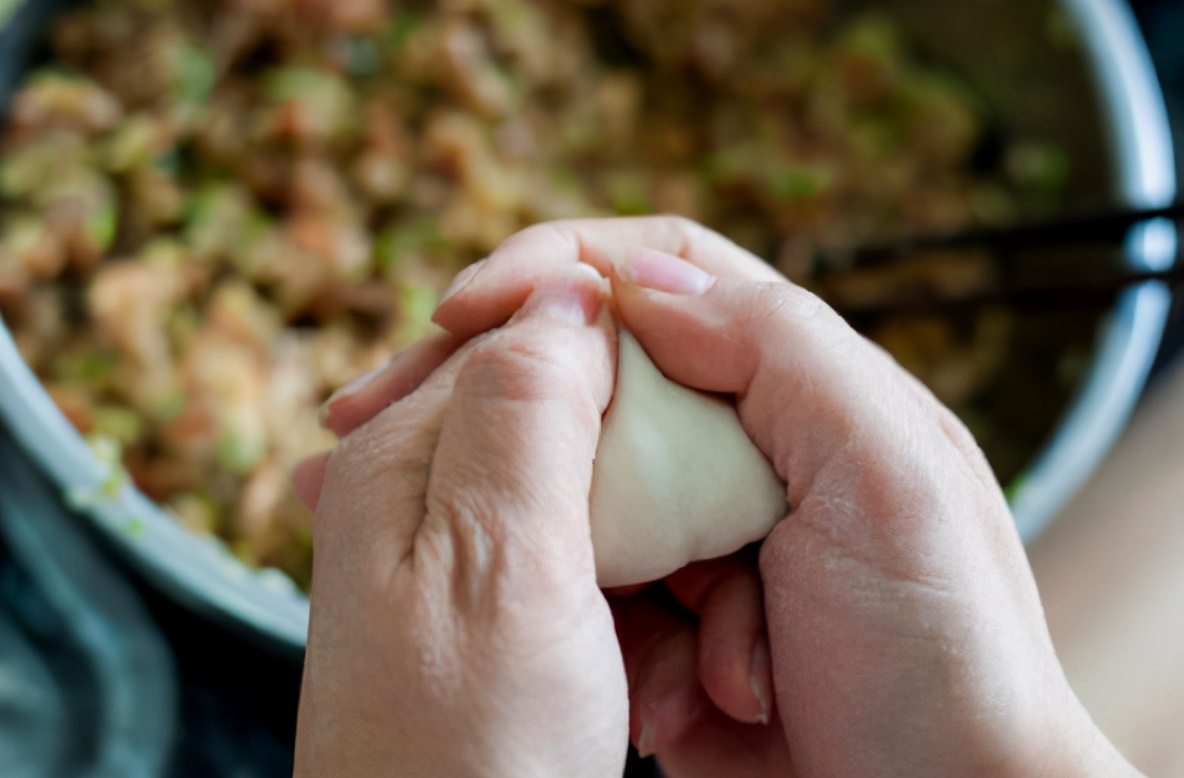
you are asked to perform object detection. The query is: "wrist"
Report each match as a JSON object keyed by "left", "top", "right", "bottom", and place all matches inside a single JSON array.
[{"left": 1019, "top": 696, "right": 1145, "bottom": 778}]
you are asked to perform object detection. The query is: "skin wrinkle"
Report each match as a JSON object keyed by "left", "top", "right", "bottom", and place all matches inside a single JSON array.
[
  {"left": 446, "top": 495, "right": 501, "bottom": 618},
  {"left": 425, "top": 443, "right": 541, "bottom": 623}
]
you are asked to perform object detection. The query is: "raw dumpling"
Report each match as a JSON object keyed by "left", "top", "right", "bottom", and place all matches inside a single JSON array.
[{"left": 590, "top": 329, "right": 787, "bottom": 587}]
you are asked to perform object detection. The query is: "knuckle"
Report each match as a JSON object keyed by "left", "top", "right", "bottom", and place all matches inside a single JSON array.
[
  {"left": 662, "top": 212, "right": 701, "bottom": 235},
  {"left": 459, "top": 331, "right": 583, "bottom": 404},
  {"left": 501, "top": 220, "right": 579, "bottom": 258},
  {"left": 662, "top": 213, "right": 714, "bottom": 249},
  {"left": 748, "top": 281, "right": 835, "bottom": 333},
  {"left": 326, "top": 407, "right": 434, "bottom": 484},
  {"left": 427, "top": 489, "right": 500, "bottom": 579}
]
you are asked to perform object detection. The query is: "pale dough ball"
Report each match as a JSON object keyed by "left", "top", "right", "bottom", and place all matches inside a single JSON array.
[{"left": 590, "top": 329, "right": 787, "bottom": 587}]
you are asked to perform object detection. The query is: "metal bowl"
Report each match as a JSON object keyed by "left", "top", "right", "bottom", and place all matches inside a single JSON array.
[{"left": 0, "top": 0, "right": 1176, "bottom": 654}]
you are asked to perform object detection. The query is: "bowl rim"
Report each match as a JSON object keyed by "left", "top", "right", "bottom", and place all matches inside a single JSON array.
[
  {"left": 1008, "top": 0, "right": 1177, "bottom": 541},
  {"left": 0, "top": 0, "right": 1176, "bottom": 651}
]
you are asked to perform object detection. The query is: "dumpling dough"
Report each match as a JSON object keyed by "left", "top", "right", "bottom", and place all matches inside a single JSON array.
[{"left": 590, "top": 329, "right": 787, "bottom": 587}]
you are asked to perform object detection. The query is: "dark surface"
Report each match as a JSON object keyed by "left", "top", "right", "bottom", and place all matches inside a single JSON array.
[
  {"left": 0, "top": 428, "right": 175, "bottom": 778},
  {"left": 0, "top": 1, "right": 1179, "bottom": 777},
  {"left": 143, "top": 586, "right": 302, "bottom": 777}
]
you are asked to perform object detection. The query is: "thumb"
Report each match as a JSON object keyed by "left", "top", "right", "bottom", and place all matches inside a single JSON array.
[
  {"left": 612, "top": 246, "right": 944, "bottom": 508},
  {"left": 423, "top": 268, "right": 616, "bottom": 589}
]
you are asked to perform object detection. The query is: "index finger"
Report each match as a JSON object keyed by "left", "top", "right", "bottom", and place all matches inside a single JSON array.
[{"left": 431, "top": 216, "right": 785, "bottom": 338}]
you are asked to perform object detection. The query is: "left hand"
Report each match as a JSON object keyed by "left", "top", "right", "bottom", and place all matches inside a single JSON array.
[{"left": 292, "top": 267, "right": 628, "bottom": 778}]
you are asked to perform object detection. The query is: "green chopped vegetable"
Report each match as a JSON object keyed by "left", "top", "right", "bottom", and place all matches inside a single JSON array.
[
  {"left": 150, "top": 389, "right": 188, "bottom": 424},
  {"left": 0, "top": 138, "right": 79, "bottom": 197},
  {"left": 52, "top": 348, "right": 120, "bottom": 385},
  {"left": 398, "top": 283, "right": 439, "bottom": 342},
  {"left": 848, "top": 114, "right": 908, "bottom": 160},
  {"left": 184, "top": 183, "right": 250, "bottom": 260},
  {"left": 606, "top": 173, "right": 652, "bottom": 216},
  {"left": 1003, "top": 473, "right": 1028, "bottom": 502},
  {"left": 265, "top": 66, "right": 344, "bottom": 104},
  {"left": 168, "top": 490, "right": 222, "bottom": 535},
  {"left": 142, "top": 237, "right": 185, "bottom": 267},
  {"left": 104, "top": 117, "right": 160, "bottom": 171},
  {"left": 1006, "top": 142, "right": 1071, "bottom": 194},
  {"left": 88, "top": 431, "right": 123, "bottom": 465},
  {"left": 767, "top": 166, "right": 835, "bottom": 202},
  {"left": 700, "top": 146, "right": 761, "bottom": 187},
  {"left": 215, "top": 428, "right": 268, "bottom": 476},
  {"left": 85, "top": 201, "right": 119, "bottom": 252},
  {"left": 92, "top": 405, "right": 146, "bottom": 447},
  {"left": 263, "top": 66, "right": 358, "bottom": 142},
  {"left": 375, "top": 219, "right": 449, "bottom": 273},
  {"left": 171, "top": 43, "right": 217, "bottom": 105},
  {"left": 837, "top": 15, "right": 905, "bottom": 65},
  {"left": 166, "top": 302, "right": 201, "bottom": 351},
  {"left": 385, "top": 11, "right": 423, "bottom": 53},
  {"left": 1, "top": 213, "right": 51, "bottom": 258},
  {"left": 83, "top": 432, "right": 131, "bottom": 500}
]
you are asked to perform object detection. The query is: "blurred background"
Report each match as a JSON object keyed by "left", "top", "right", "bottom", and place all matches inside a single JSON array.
[{"left": 0, "top": 0, "right": 1181, "bottom": 775}]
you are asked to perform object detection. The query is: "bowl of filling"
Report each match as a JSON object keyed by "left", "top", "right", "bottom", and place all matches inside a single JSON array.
[{"left": 0, "top": 0, "right": 1175, "bottom": 652}]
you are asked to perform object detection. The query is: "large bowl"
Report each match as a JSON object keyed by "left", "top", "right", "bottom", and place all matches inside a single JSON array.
[{"left": 0, "top": 0, "right": 1176, "bottom": 654}]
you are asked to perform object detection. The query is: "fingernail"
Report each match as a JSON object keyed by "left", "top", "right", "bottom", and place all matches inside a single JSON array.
[
  {"left": 749, "top": 638, "right": 771, "bottom": 725},
  {"left": 620, "top": 247, "right": 715, "bottom": 295},
  {"left": 519, "top": 278, "right": 599, "bottom": 325},
  {"left": 574, "top": 261, "right": 607, "bottom": 286},
  {"left": 317, "top": 365, "right": 383, "bottom": 428},
  {"left": 437, "top": 258, "right": 487, "bottom": 306},
  {"left": 636, "top": 717, "right": 656, "bottom": 758}
]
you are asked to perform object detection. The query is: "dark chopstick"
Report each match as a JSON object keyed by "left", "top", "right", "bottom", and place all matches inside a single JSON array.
[
  {"left": 834, "top": 263, "right": 1184, "bottom": 319},
  {"left": 819, "top": 200, "right": 1182, "bottom": 318},
  {"left": 824, "top": 201, "right": 1184, "bottom": 269}
]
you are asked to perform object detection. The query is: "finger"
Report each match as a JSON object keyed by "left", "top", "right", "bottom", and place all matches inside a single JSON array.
[
  {"left": 611, "top": 245, "right": 942, "bottom": 508},
  {"left": 613, "top": 592, "right": 795, "bottom": 776},
  {"left": 318, "top": 330, "right": 466, "bottom": 438},
  {"left": 292, "top": 451, "right": 332, "bottom": 511},
  {"left": 315, "top": 263, "right": 606, "bottom": 571},
  {"left": 432, "top": 216, "right": 784, "bottom": 338},
  {"left": 311, "top": 332, "right": 479, "bottom": 575},
  {"left": 611, "top": 595, "right": 709, "bottom": 758},
  {"left": 420, "top": 267, "right": 615, "bottom": 598},
  {"left": 665, "top": 555, "right": 772, "bottom": 725}
]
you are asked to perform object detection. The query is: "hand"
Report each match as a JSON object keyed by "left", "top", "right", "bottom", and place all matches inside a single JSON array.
[
  {"left": 291, "top": 267, "right": 628, "bottom": 778},
  {"left": 306, "top": 218, "right": 792, "bottom": 774},
  {"left": 420, "top": 216, "right": 1141, "bottom": 778}
]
